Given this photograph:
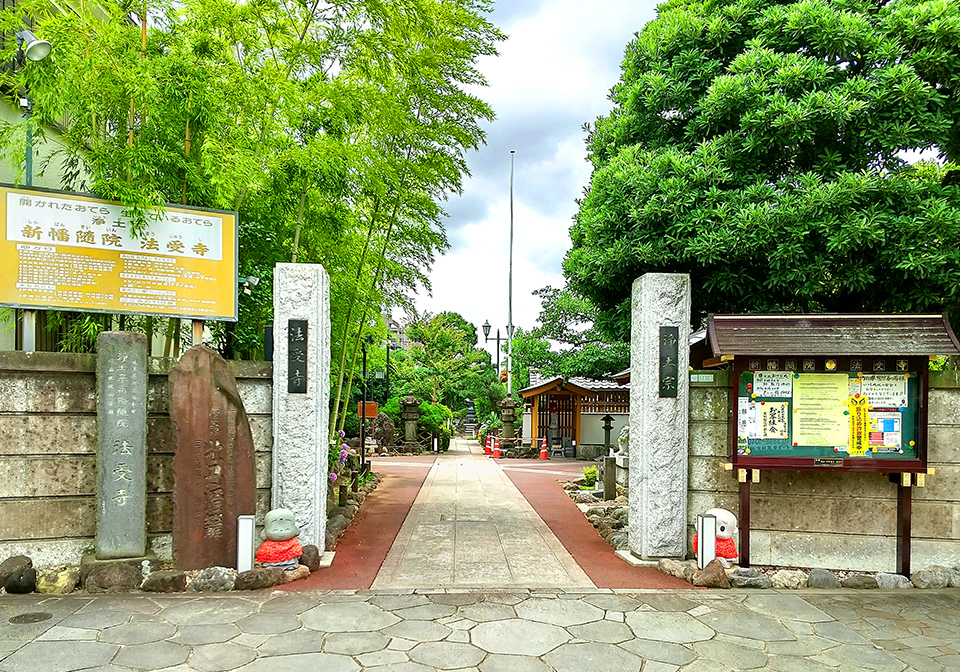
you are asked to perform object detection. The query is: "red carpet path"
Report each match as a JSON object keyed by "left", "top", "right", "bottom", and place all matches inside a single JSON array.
[
  {"left": 503, "top": 461, "right": 694, "bottom": 589},
  {"left": 278, "top": 455, "right": 436, "bottom": 591}
]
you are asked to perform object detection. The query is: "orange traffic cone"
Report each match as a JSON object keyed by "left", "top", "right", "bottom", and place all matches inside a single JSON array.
[
  {"left": 493, "top": 437, "right": 501, "bottom": 458},
  {"left": 539, "top": 437, "right": 549, "bottom": 460}
]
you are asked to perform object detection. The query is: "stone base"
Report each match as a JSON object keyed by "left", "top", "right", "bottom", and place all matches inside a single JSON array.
[
  {"left": 319, "top": 552, "right": 335, "bottom": 569},
  {"left": 80, "top": 552, "right": 160, "bottom": 580},
  {"left": 615, "top": 550, "right": 660, "bottom": 568}
]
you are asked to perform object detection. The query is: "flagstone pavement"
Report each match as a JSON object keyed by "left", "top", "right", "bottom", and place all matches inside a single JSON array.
[{"left": 1, "top": 588, "right": 959, "bottom": 672}]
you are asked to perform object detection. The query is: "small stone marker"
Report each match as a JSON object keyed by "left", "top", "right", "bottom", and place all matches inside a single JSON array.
[
  {"left": 96, "top": 332, "right": 148, "bottom": 560},
  {"left": 170, "top": 346, "right": 257, "bottom": 570}
]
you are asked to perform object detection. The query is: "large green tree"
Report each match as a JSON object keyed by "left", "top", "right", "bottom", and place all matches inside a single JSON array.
[{"left": 568, "top": 0, "right": 960, "bottom": 339}]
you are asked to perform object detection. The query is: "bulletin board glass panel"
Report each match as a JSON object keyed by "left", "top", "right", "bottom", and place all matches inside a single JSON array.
[{"left": 736, "top": 370, "right": 919, "bottom": 460}]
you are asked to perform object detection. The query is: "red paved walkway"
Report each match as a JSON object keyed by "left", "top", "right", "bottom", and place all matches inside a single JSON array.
[
  {"left": 278, "top": 456, "right": 435, "bottom": 591},
  {"left": 504, "top": 460, "right": 694, "bottom": 589}
]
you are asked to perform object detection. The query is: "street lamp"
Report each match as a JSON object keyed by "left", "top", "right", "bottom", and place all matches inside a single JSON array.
[
  {"left": 16, "top": 28, "right": 52, "bottom": 354},
  {"left": 482, "top": 319, "right": 506, "bottom": 372},
  {"left": 507, "top": 150, "right": 516, "bottom": 394}
]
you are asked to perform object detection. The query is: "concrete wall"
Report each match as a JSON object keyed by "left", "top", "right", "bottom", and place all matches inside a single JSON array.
[
  {"left": 686, "top": 370, "right": 960, "bottom": 572},
  {"left": 580, "top": 413, "right": 628, "bottom": 446},
  {"left": 0, "top": 351, "right": 272, "bottom": 568}
]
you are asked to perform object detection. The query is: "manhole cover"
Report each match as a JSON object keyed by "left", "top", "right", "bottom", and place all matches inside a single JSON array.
[{"left": 9, "top": 612, "right": 52, "bottom": 624}]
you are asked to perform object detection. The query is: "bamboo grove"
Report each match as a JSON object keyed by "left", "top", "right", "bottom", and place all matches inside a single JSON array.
[{"left": 0, "top": 0, "right": 504, "bottom": 438}]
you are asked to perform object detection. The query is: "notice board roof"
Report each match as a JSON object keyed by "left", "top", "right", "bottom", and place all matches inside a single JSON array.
[{"left": 708, "top": 313, "right": 960, "bottom": 357}]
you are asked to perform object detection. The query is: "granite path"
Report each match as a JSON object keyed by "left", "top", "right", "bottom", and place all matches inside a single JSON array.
[
  {"left": 372, "top": 438, "right": 594, "bottom": 589},
  {"left": 2, "top": 588, "right": 959, "bottom": 671}
]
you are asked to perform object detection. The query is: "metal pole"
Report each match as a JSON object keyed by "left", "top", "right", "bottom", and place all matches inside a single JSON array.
[
  {"left": 507, "top": 150, "right": 515, "bottom": 394},
  {"left": 385, "top": 344, "right": 391, "bottom": 404},
  {"left": 361, "top": 343, "right": 367, "bottom": 471},
  {"left": 22, "top": 104, "right": 36, "bottom": 353}
]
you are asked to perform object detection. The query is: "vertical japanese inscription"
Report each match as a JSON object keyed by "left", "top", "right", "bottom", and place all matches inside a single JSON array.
[
  {"left": 288, "top": 319, "right": 308, "bottom": 394},
  {"left": 96, "top": 332, "right": 148, "bottom": 560},
  {"left": 659, "top": 326, "right": 680, "bottom": 398}
]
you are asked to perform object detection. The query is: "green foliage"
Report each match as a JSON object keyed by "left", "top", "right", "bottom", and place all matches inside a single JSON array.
[
  {"left": 0, "top": 0, "right": 504, "bottom": 370},
  {"left": 569, "top": 0, "right": 960, "bottom": 336},
  {"left": 582, "top": 466, "right": 598, "bottom": 488},
  {"left": 418, "top": 400, "right": 453, "bottom": 435}
]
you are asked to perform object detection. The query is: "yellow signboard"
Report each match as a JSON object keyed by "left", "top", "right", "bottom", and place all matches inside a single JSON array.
[{"left": 0, "top": 185, "right": 238, "bottom": 321}]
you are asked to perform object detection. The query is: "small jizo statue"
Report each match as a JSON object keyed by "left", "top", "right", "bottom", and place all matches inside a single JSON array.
[
  {"left": 692, "top": 507, "right": 739, "bottom": 567},
  {"left": 256, "top": 508, "right": 303, "bottom": 571}
]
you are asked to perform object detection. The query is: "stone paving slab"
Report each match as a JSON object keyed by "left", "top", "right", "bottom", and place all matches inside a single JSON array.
[
  {"left": 372, "top": 440, "right": 593, "bottom": 590},
  {"left": 0, "top": 589, "right": 958, "bottom": 671}
]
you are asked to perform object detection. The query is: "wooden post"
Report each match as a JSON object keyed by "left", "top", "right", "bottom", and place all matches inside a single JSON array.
[
  {"left": 739, "top": 471, "right": 751, "bottom": 568},
  {"left": 897, "top": 474, "right": 912, "bottom": 577},
  {"left": 192, "top": 320, "right": 204, "bottom": 346}
]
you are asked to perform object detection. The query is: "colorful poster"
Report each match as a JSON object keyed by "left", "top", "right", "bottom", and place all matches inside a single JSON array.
[
  {"left": 738, "top": 397, "right": 759, "bottom": 439},
  {"left": 760, "top": 402, "right": 789, "bottom": 439},
  {"left": 857, "top": 375, "right": 909, "bottom": 408},
  {"left": 848, "top": 396, "right": 871, "bottom": 456},
  {"left": 869, "top": 411, "right": 902, "bottom": 453},
  {"left": 793, "top": 373, "right": 849, "bottom": 447},
  {"left": 753, "top": 372, "right": 793, "bottom": 398}
]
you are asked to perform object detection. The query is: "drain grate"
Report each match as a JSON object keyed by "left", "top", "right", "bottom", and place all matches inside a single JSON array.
[{"left": 9, "top": 612, "right": 52, "bottom": 624}]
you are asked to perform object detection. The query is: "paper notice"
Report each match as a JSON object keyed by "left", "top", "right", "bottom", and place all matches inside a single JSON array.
[
  {"left": 793, "top": 373, "right": 849, "bottom": 447},
  {"left": 869, "top": 411, "right": 902, "bottom": 452},
  {"left": 753, "top": 372, "right": 793, "bottom": 398},
  {"left": 848, "top": 396, "right": 870, "bottom": 456},
  {"left": 760, "top": 402, "right": 789, "bottom": 439},
  {"left": 738, "top": 397, "right": 759, "bottom": 439},
  {"left": 858, "top": 375, "right": 908, "bottom": 408}
]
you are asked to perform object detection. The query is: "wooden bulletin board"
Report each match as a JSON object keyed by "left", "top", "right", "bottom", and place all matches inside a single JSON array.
[{"left": 731, "top": 356, "right": 928, "bottom": 473}]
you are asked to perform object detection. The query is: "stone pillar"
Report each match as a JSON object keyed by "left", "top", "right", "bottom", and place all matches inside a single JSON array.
[
  {"left": 628, "top": 273, "right": 691, "bottom": 559},
  {"left": 272, "top": 263, "right": 331, "bottom": 550},
  {"left": 95, "top": 332, "right": 148, "bottom": 559}
]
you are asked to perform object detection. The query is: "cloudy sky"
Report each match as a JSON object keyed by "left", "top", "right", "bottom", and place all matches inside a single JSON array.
[{"left": 412, "top": 0, "right": 658, "bottom": 364}]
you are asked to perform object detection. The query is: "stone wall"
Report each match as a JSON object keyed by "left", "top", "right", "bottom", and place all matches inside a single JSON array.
[
  {"left": 686, "top": 370, "right": 960, "bottom": 572},
  {"left": 0, "top": 351, "right": 272, "bottom": 568}
]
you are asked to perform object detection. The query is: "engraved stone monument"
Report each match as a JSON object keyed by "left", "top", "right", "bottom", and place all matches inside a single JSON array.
[
  {"left": 96, "top": 332, "right": 148, "bottom": 559},
  {"left": 629, "top": 273, "right": 691, "bottom": 559},
  {"left": 170, "top": 346, "right": 257, "bottom": 570},
  {"left": 272, "top": 263, "right": 330, "bottom": 549},
  {"left": 400, "top": 392, "right": 421, "bottom": 453}
]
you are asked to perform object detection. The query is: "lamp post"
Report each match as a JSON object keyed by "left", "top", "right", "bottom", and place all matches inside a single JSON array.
[
  {"left": 16, "top": 29, "right": 52, "bottom": 354},
  {"left": 481, "top": 320, "right": 506, "bottom": 372},
  {"left": 507, "top": 150, "right": 516, "bottom": 394},
  {"left": 385, "top": 341, "right": 396, "bottom": 404}
]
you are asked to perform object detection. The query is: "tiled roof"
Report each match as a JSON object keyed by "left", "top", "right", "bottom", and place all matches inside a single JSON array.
[{"left": 527, "top": 372, "right": 627, "bottom": 391}]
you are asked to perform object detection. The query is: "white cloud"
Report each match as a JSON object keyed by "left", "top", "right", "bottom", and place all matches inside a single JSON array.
[{"left": 413, "top": 0, "right": 659, "bottom": 365}]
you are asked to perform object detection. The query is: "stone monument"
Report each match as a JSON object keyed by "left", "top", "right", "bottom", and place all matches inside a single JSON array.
[
  {"left": 272, "top": 263, "right": 331, "bottom": 550},
  {"left": 628, "top": 273, "right": 691, "bottom": 559},
  {"left": 95, "top": 332, "right": 148, "bottom": 560},
  {"left": 170, "top": 346, "right": 257, "bottom": 570},
  {"left": 400, "top": 392, "right": 421, "bottom": 453}
]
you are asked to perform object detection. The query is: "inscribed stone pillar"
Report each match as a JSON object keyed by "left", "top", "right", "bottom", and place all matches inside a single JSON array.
[
  {"left": 95, "top": 332, "right": 148, "bottom": 559},
  {"left": 170, "top": 346, "right": 257, "bottom": 569},
  {"left": 272, "top": 263, "right": 330, "bottom": 549},
  {"left": 628, "top": 273, "right": 691, "bottom": 559}
]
